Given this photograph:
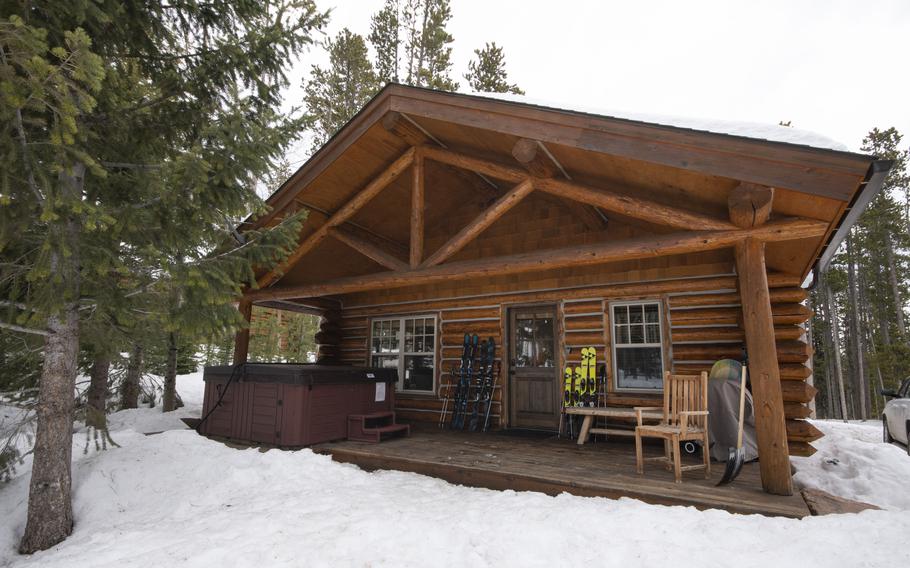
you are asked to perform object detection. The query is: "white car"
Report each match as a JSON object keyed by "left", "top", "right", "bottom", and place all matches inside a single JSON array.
[{"left": 882, "top": 377, "right": 910, "bottom": 454}]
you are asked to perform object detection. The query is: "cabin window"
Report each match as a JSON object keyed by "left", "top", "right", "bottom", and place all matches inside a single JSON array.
[
  {"left": 610, "top": 301, "right": 665, "bottom": 391},
  {"left": 370, "top": 315, "right": 436, "bottom": 393}
]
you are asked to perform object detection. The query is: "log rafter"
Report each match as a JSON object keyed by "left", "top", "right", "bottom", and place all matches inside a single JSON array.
[
  {"left": 256, "top": 148, "right": 415, "bottom": 288},
  {"left": 511, "top": 138, "right": 606, "bottom": 231},
  {"left": 421, "top": 178, "right": 535, "bottom": 267},
  {"left": 328, "top": 227, "right": 409, "bottom": 272},
  {"left": 421, "top": 145, "right": 739, "bottom": 232},
  {"left": 383, "top": 111, "right": 499, "bottom": 198},
  {"left": 246, "top": 217, "right": 827, "bottom": 302}
]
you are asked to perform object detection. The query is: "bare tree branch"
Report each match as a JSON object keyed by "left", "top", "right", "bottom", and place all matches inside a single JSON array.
[{"left": 0, "top": 320, "right": 51, "bottom": 336}]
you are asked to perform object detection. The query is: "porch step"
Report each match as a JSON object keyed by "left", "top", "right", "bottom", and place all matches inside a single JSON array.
[{"left": 347, "top": 412, "right": 411, "bottom": 443}]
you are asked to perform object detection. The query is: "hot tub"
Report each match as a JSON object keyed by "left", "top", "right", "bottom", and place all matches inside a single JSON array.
[{"left": 198, "top": 363, "right": 398, "bottom": 446}]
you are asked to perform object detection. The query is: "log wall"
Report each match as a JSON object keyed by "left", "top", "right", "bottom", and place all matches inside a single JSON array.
[{"left": 334, "top": 272, "right": 818, "bottom": 456}]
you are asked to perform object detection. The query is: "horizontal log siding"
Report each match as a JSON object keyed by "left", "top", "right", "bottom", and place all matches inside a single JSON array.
[
  {"left": 336, "top": 303, "right": 505, "bottom": 429},
  {"left": 334, "top": 273, "right": 818, "bottom": 454},
  {"left": 667, "top": 285, "right": 818, "bottom": 456}
]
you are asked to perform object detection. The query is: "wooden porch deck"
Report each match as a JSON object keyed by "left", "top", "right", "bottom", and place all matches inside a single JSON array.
[{"left": 313, "top": 427, "right": 810, "bottom": 518}]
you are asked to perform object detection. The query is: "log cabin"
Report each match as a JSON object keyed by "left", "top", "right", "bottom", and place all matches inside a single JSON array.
[{"left": 232, "top": 84, "right": 891, "bottom": 498}]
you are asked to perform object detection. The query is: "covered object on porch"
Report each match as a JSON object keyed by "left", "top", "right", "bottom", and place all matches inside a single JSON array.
[{"left": 234, "top": 84, "right": 890, "bottom": 497}]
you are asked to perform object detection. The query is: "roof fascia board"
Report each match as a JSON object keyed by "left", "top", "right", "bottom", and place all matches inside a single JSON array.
[
  {"left": 247, "top": 90, "right": 393, "bottom": 231},
  {"left": 816, "top": 159, "right": 893, "bottom": 272},
  {"left": 388, "top": 90, "right": 869, "bottom": 201}
]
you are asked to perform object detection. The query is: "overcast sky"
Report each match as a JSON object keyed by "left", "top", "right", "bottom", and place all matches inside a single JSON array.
[{"left": 283, "top": 0, "right": 910, "bottom": 166}]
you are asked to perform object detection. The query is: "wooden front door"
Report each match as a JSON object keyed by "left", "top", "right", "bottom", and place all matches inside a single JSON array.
[{"left": 508, "top": 305, "right": 560, "bottom": 429}]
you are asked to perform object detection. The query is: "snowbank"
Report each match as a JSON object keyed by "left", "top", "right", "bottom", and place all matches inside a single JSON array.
[
  {"left": 474, "top": 91, "right": 850, "bottom": 152},
  {"left": 1, "top": 375, "right": 908, "bottom": 567},
  {"left": 793, "top": 419, "right": 910, "bottom": 511}
]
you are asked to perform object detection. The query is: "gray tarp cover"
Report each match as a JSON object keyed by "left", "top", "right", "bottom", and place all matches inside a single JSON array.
[{"left": 707, "top": 378, "right": 759, "bottom": 462}]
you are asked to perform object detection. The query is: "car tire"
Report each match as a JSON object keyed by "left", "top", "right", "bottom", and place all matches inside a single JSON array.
[{"left": 883, "top": 414, "right": 892, "bottom": 444}]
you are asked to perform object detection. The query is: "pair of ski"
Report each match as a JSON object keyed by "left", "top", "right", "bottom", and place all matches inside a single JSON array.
[
  {"left": 446, "top": 333, "right": 496, "bottom": 432},
  {"left": 561, "top": 347, "right": 599, "bottom": 438},
  {"left": 564, "top": 347, "right": 598, "bottom": 408}
]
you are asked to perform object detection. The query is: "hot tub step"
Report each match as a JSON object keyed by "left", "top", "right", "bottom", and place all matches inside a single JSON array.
[{"left": 347, "top": 413, "right": 410, "bottom": 443}]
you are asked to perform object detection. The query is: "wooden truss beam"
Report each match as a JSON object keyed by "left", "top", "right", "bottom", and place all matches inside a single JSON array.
[
  {"left": 256, "top": 148, "right": 415, "bottom": 288},
  {"left": 422, "top": 145, "right": 525, "bottom": 183},
  {"left": 246, "top": 217, "right": 827, "bottom": 301},
  {"left": 293, "top": 203, "right": 408, "bottom": 257},
  {"left": 422, "top": 178, "right": 535, "bottom": 267},
  {"left": 329, "top": 227, "right": 409, "bottom": 272},
  {"left": 511, "top": 138, "right": 606, "bottom": 231},
  {"left": 410, "top": 153, "right": 425, "bottom": 267},
  {"left": 252, "top": 300, "right": 326, "bottom": 316},
  {"left": 512, "top": 138, "right": 559, "bottom": 178},
  {"left": 535, "top": 177, "right": 737, "bottom": 231},
  {"left": 422, "top": 145, "right": 737, "bottom": 231},
  {"left": 383, "top": 111, "right": 499, "bottom": 198},
  {"left": 729, "top": 182, "right": 775, "bottom": 228}
]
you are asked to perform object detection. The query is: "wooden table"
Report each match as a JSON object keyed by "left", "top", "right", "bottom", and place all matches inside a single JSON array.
[{"left": 565, "top": 407, "right": 663, "bottom": 445}]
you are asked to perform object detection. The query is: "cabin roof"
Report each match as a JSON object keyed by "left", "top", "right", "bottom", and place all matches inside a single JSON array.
[
  {"left": 248, "top": 84, "right": 891, "bottom": 293},
  {"left": 470, "top": 91, "right": 849, "bottom": 153}
]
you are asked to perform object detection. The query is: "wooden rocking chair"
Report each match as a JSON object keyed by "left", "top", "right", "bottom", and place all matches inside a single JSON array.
[{"left": 634, "top": 371, "right": 710, "bottom": 483}]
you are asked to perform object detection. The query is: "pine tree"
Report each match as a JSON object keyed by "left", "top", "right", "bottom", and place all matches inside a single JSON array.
[
  {"left": 0, "top": 2, "right": 327, "bottom": 552},
  {"left": 464, "top": 42, "right": 524, "bottom": 94},
  {"left": 369, "top": 0, "right": 401, "bottom": 84},
  {"left": 811, "top": 126, "right": 910, "bottom": 419},
  {"left": 370, "top": 0, "right": 457, "bottom": 91},
  {"left": 303, "top": 28, "right": 380, "bottom": 151}
]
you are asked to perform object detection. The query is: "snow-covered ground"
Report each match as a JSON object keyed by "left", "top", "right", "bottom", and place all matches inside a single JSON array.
[
  {"left": 1, "top": 374, "right": 908, "bottom": 567},
  {"left": 792, "top": 420, "right": 910, "bottom": 511}
]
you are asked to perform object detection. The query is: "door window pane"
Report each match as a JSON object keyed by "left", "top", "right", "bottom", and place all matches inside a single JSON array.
[{"left": 513, "top": 313, "right": 555, "bottom": 368}]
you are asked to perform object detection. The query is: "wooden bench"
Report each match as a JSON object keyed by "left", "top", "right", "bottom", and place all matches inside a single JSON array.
[{"left": 565, "top": 407, "right": 663, "bottom": 446}]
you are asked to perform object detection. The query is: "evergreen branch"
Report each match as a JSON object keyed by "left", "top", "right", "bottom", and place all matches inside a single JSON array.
[
  {"left": 0, "top": 321, "right": 51, "bottom": 337},
  {"left": 0, "top": 300, "right": 35, "bottom": 312},
  {"left": 0, "top": 45, "right": 46, "bottom": 205},
  {"left": 101, "top": 161, "right": 164, "bottom": 170}
]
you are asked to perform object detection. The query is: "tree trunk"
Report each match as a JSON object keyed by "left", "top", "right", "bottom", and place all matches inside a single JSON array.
[
  {"left": 162, "top": 332, "right": 178, "bottom": 412},
  {"left": 858, "top": 267, "right": 882, "bottom": 417},
  {"left": 846, "top": 234, "right": 867, "bottom": 419},
  {"left": 120, "top": 343, "right": 143, "bottom": 410},
  {"left": 20, "top": 163, "right": 83, "bottom": 554},
  {"left": 804, "top": 293, "right": 817, "bottom": 418},
  {"left": 884, "top": 231, "right": 906, "bottom": 338},
  {"left": 86, "top": 353, "right": 110, "bottom": 429},
  {"left": 815, "top": 286, "right": 836, "bottom": 418},
  {"left": 825, "top": 279, "right": 850, "bottom": 421}
]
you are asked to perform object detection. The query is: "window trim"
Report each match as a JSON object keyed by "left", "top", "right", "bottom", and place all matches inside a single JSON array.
[
  {"left": 609, "top": 299, "right": 666, "bottom": 393},
  {"left": 369, "top": 314, "right": 437, "bottom": 394}
]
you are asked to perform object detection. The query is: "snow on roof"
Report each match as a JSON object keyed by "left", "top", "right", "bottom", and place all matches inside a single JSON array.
[{"left": 475, "top": 91, "right": 849, "bottom": 153}]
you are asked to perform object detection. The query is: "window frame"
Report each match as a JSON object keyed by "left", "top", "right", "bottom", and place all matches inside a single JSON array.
[
  {"left": 369, "top": 314, "right": 437, "bottom": 394},
  {"left": 609, "top": 300, "right": 666, "bottom": 393}
]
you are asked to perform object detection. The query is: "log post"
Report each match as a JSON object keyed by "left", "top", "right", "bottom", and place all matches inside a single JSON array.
[
  {"left": 735, "top": 238, "right": 793, "bottom": 495},
  {"left": 233, "top": 298, "right": 253, "bottom": 365},
  {"left": 411, "top": 153, "right": 425, "bottom": 267}
]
